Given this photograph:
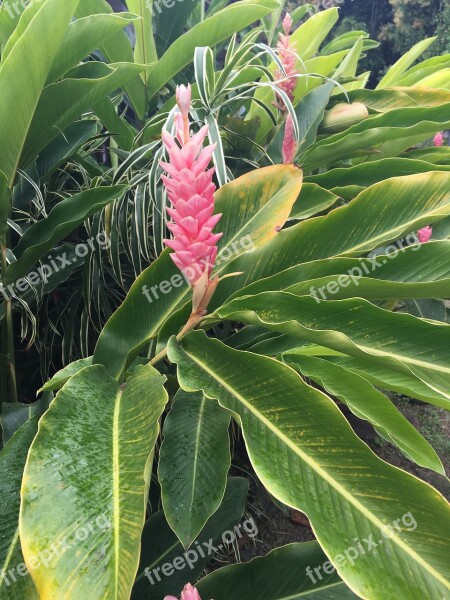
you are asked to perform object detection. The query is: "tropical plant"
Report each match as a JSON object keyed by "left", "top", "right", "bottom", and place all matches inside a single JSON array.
[{"left": 1, "top": 2, "right": 450, "bottom": 600}]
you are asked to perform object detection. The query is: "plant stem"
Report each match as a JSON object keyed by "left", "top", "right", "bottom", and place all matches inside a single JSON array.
[
  {"left": 148, "top": 311, "right": 206, "bottom": 367},
  {"left": 0, "top": 242, "right": 17, "bottom": 403}
]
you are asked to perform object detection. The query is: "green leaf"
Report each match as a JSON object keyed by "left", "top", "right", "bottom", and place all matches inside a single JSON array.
[
  {"left": 126, "top": 0, "right": 157, "bottom": 78},
  {"left": 153, "top": 0, "right": 200, "bottom": 54},
  {"left": 0, "top": 419, "right": 39, "bottom": 599},
  {"left": 211, "top": 172, "right": 450, "bottom": 308},
  {"left": 38, "top": 357, "right": 93, "bottom": 392},
  {"left": 325, "top": 355, "right": 450, "bottom": 409},
  {"left": 132, "top": 477, "right": 248, "bottom": 599},
  {"left": 302, "top": 104, "right": 450, "bottom": 170},
  {"left": 306, "top": 157, "right": 450, "bottom": 190},
  {"left": 94, "top": 164, "right": 303, "bottom": 379},
  {"left": 146, "top": 0, "right": 277, "bottom": 101},
  {"left": 21, "top": 62, "right": 145, "bottom": 168},
  {"left": 285, "top": 355, "right": 443, "bottom": 473},
  {"left": 377, "top": 38, "right": 437, "bottom": 89},
  {"left": 213, "top": 293, "right": 450, "bottom": 404},
  {"left": 289, "top": 183, "right": 339, "bottom": 220},
  {"left": 76, "top": 0, "right": 147, "bottom": 119},
  {"left": 0, "top": 0, "right": 81, "bottom": 186},
  {"left": 6, "top": 186, "right": 126, "bottom": 284},
  {"left": 290, "top": 8, "right": 339, "bottom": 61},
  {"left": 159, "top": 390, "right": 230, "bottom": 549},
  {"left": 168, "top": 331, "right": 450, "bottom": 600},
  {"left": 1, "top": 403, "right": 39, "bottom": 445},
  {"left": 229, "top": 241, "right": 450, "bottom": 303},
  {"left": 336, "top": 87, "right": 450, "bottom": 112},
  {"left": 20, "top": 365, "right": 168, "bottom": 600},
  {"left": 196, "top": 542, "right": 357, "bottom": 599},
  {"left": 47, "top": 12, "right": 140, "bottom": 84}
]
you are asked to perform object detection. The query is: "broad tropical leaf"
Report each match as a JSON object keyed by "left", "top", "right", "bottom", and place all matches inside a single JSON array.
[
  {"left": 168, "top": 331, "right": 450, "bottom": 600},
  {"left": 20, "top": 365, "right": 168, "bottom": 600},
  {"left": 0, "top": 419, "right": 38, "bottom": 599},
  {"left": 285, "top": 355, "right": 443, "bottom": 473},
  {"left": 158, "top": 390, "right": 231, "bottom": 548}
]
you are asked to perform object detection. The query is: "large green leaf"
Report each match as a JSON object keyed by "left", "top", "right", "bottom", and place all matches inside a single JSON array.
[
  {"left": 377, "top": 38, "right": 436, "bottom": 89},
  {"left": 210, "top": 172, "right": 450, "bottom": 308},
  {"left": 336, "top": 88, "right": 450, "bottom": 112},
  {"left": 168, "top": 331, "right": 450, "bottom": 600},
  {"left": 76, "top": 0, "right": 147, "bottom": 119},
  {"left": 5, "top": 186, "right": 126, "bottom": 284},
  {"left": 0, "top": 419, "right": 38, "bottom": 599},
  {"left": 132, "top": 477, "right": 248, "bottom": 600},
  {"left": 158, "top": 390, "right": 231, "bottom": 549},
  {"left": 47, "top": 12, "right": 139, "bottom": 84},
  {"left": 285, "top": 355, "right": 443, "bottom": 473},
  {"left": 146, "top": 0, "right": 277, "bottom": 101},
  {"left": 21, "top": 62, "right": 145, "bottom": 168},
  {"left": 20, "top": 365, "right": 168, "bottom": 600},
  {"left": 196, "top": 542, "right": 357, "bottom": 599},
  {"left": 94, "top": 164, "right": 303, "bottom": 378},
  {"left": 213, "top": 293, "right": 450, "bottom": 403},
  {"left": 126, "top": 0, "right": 157, "bottom": 81},
  {"left": 227, "top": 241, "right": 450, "bottom": 302},
  {"left": 306, "top": 157, "right": 450, "bottom": 190},
  {"left": 0, "top": 0, "right": 80, "bottom": 186},
  {"left": 290, "top": 7, "right": 339, "bottom": 61},
  {"left": 302, "top": 104, "right": 450, "bottom": 170},
  {"left": 324, "top": 355, "right": 450, "bottom": 409}
]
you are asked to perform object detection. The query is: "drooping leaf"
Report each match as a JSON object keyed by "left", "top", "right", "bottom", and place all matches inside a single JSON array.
[
  {"left": 213, "top": 293, "right": 450, "bottom": 404},
  {"left": 159, "top": 389, "right": 231, "bottom": 549},
  {"left": 285, "top": 355, "right": 443, "bottom": 473}
]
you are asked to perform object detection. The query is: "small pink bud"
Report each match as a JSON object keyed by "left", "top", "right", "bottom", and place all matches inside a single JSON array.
[
  {"left": 282, "top": 114, "right": 296, "bottom": 164},
  {"left": 164, "top": 583, "right": 202, "bottom": 600},
  {"left": 434, "top": 132, "right": 444, "bottom": 147},
  {"left": 176, "top": 84, "right": 192, "bottom": 119},
  {"left": 418, "top": 226, "right": 432, "bottom": 243},
  {"left": 282, "top": 12, "right": 293, "bottom": 36}
]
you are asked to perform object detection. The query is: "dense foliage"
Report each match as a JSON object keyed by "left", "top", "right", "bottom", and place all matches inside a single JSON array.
[{"left": 0, "top": 1, "right": 450, "bottom": 599}]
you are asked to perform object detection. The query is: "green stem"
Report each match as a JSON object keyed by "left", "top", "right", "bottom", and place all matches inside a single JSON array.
[
  {"left": 148, "top": 311, "right": 205, "bottom": 367},
  {"left": 0, "top": 242, "right": 17, "bottom": 404}
]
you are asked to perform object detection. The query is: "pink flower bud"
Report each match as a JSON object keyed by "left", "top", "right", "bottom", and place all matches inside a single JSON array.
[
  {"left": 434, "top": 132, "right": 444, "bottom": 147},
  {"left": 282, "top": 12, "right": 293, "bottom": 36},
  {"left": 176, "top": 84, "right": 192, "bottom": 119},
  {"left": 418, "top": 226, "right": 432, "bottom": 243},
  {"left": 164, "top": 583, "right": 202, "bottom": 600},
  {"left": 282, "top": 114, "right": 296, "bottom": 164}
]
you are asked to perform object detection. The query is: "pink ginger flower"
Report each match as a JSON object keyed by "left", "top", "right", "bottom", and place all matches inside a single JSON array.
[
  {"left": 274, "top": 13, "right": 298, "bottom": 110},
  {"left": 282, "top": 113, "right": 296, "bottom": 164},
  {"left": 164, "top": 583, "right": 202, "bottom": 600},
  {"left": 418, "top": 226, "right": 433, "bottom": 243},
  {"left": 434, "top": 132, "right": 444, "bottom": 147},
  {"left": 160, "top": 85, "right": 222, "bottom": 308}
]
